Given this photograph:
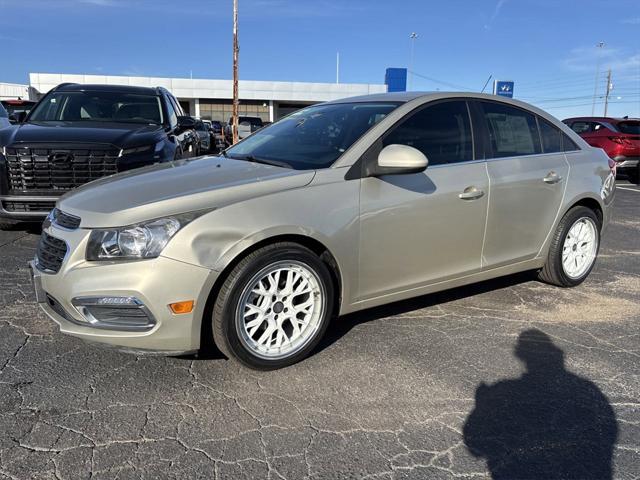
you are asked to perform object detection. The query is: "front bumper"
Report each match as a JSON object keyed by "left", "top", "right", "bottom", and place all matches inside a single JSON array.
[
  {"left": 0, "top": 195, "right": 59, "bottom": 221},
  {"left": 32, "top": 225, "right": 217, "bottom": 353}
]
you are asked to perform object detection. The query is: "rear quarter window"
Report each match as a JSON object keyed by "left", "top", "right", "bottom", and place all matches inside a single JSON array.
[{"left": 538, "top": 117, "right": 562, "bottom": 153}]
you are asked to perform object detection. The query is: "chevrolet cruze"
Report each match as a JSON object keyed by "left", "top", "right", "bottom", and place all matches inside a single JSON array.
[{"left": 30, "top": 92, "right": 615, "bottom": 369}]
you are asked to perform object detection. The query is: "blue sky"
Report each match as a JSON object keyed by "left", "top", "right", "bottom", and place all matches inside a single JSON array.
[{"left": 0, "top": 0, "right": 638, "bottom": 120}]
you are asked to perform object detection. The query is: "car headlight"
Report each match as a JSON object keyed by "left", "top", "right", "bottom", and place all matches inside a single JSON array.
[
  {"left": 86, "top": 212, "right": 207, "bottom": 261},
  {"left": 121, "top": 141, "right": 165, "bottom": 158}
]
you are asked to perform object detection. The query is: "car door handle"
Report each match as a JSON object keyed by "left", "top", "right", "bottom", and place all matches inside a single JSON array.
[
  {"left": 543, "top": 171, "right": 563, "bottom": 184},
  {"left": 459, "top": 186, "right": 485, "bottom": 200}
]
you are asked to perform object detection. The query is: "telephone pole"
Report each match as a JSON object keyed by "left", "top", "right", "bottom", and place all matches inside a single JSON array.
[
  {"left": 604, "top": 69, "right": 613, "bottom": 116},
  {"left": 232, "top": 0, "right": 239, "bottom": 145}
]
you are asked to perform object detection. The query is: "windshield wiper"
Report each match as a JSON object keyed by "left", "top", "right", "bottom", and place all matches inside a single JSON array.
[{"left": 227, "top": 154, "right": 292, "bottom": 169}]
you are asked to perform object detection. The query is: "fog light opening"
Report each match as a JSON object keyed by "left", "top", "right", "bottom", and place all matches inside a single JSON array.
[{"left": 169, "top": 300, "right": 194, "bottom": 315}]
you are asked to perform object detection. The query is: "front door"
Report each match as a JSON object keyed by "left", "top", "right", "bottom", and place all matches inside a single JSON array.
[{"left": 358, "top": 100, "right": 489, "bottom": 301}]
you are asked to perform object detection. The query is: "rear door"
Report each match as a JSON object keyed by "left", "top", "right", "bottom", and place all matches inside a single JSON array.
[{"left": 476, "top": 100, "right": 569, "bottom": 268}]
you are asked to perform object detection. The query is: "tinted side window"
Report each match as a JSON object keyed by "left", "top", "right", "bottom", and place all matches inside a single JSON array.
[
  {"left": 538, "top": 117, "right": 562, "bottom": 153},
  {"left": 164, "top": 95, "right": 178, "bottom": 127},
  {"left": 570, "top": 121, "right": 592, "bottom": 134},
  {"left": 169, "top": 95, "right": 184, "bottom": 116},
  {"left": 383, "top": 101, "right": 473, "bottom": 166},
  {"left": 480, "top": 102, "right": 541, "bottom": 158}
]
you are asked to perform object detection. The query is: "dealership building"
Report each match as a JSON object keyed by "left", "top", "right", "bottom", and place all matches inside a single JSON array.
[{"left": 2, "top": 72, "right": 392, "bottom": 122}]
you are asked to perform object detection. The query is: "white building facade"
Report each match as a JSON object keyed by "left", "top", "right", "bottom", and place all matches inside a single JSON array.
[{"left": 28, "top": 73, "right": 387, "bottom": 122}]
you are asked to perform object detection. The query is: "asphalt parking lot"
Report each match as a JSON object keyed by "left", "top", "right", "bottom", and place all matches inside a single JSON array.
[{"left": 1, "top": 182, "right": 638, "bottom": 480}]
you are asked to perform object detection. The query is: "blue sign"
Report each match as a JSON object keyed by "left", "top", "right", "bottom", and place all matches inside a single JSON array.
[
  {"left": 385, "top": 68, "right": 407, "bottom": 92},
  {"left": 493, "top": 80, "right": 514, "bottom": 98}
]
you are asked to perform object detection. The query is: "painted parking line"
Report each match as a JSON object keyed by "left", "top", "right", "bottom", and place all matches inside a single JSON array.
[{"left": 617, "top": 186, "right": 640, "bottom": 192}]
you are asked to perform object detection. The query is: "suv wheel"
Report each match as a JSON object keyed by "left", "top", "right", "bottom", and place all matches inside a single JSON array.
[
  {"left": 628, "top": 167, "right": 639, "bottom": 185},
  {"left": 538, "top": 206, "right": 601, "bottom": 287},
  {"left": 212, "top": 242, "right": 334, "bottom": 370}
]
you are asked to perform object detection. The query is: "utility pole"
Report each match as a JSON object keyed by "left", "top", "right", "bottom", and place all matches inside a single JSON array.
[
  {"left": 604, "top": 69, "right": 613, "bottom": 116},
  {"left": 232, "top": 0, "right": 239, "bottom": 145},
  {"left": 591, "top": 41, "right": 605, "bottom": 116},
  {"left": 409, "top": 32, "right": 418, "bottom": 91}
]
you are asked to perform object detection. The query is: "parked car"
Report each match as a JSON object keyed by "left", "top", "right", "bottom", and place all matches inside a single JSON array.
[
  {"left": 0, "top": 103, "right": 10, "bottom": 129},
  {"left": 193, "top": 118, "right": 211, "bottom": 153},
  {"left": 31, "top": 92, "right": 614, "bottom": 370},
  {"left": 224, "top": 116, "right": 264, "bottom": 145},
  {"left": 0, "top": 83, "right": 199, "bottom": 224},
  {"left": 564, "top": 116, "right": 640, "bottom": 184},
  {"left": 1, "top": 98, "right": 37, "bottom": 124}
]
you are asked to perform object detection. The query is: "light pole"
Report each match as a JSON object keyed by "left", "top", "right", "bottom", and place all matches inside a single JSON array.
[
  {"left": 232, "top": 0, "right": 239, "bottom": 145},
  {"left": 409, "top": 32, "right": 418, "bottom": 91},
  {"left": 591, "top": 41, "right": 605, "bottom": 116}
]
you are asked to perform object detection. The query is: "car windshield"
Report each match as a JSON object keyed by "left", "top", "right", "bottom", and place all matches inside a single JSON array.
[
  {"left": 225, "top": 102, "right": 400, "bottom": 169},
  {"left": 28, "top": 91, "right": 164, "bottom": 125},
  {"left": 618, "top": 121, "right": 640, "bottom": 135}
]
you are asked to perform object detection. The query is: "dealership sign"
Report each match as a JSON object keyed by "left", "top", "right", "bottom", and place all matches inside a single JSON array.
[{"left": 493, "top": 80, "right": 514, "bottom": 98}]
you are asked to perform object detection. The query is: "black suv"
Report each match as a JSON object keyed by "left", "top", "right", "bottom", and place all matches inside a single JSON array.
[{"left": 0, "top": 83, "right": 199, "bottom": 223}]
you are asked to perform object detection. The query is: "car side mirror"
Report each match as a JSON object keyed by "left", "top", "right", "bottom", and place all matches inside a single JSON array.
[
  {"left": 176, "top": 116, "right": 196, "bottom": 131},
  {"left": 8, "top": 112, "right": 27, "bottom": 124},
  {"left": 371, "top": 144, "right": 428, "bottom": 176}
]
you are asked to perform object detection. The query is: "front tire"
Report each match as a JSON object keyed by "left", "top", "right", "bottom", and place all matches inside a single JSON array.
[
  {"left": 538, "top": 206, "right": 601, "bottom": 287},
  {"left": 212, "top": 243, "right": 334, "bottom": 370}
]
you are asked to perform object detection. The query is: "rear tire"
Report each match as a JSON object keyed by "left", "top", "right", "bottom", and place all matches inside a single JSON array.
[
  {"left": 538, "top": 206, "right": 601, "bottom": 287},
  {"left": 212, "top": 242, "right": 334, "bottom": 370},
  {"left": 628, "top": 167, "right": 639, "bottom": 185}
]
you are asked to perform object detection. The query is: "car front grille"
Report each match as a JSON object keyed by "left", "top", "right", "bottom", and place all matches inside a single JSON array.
[
  {"left": 2, "top": 200, "right": 56, "bottom": 213},
  {"left": 51, "top": 208, "right": 81, "bottom": 230},
  {"left": 5, "top": 145, "right": 119, "bottom": 192},
  {"left": 35, "top": 232, "right": 68, "bottom": 274}
]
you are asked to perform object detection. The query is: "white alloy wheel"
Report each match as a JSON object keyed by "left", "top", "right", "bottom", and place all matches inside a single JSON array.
[
  {"left": 561, "top": 217, "right": 599, "bottom": 280},
  {"left": 235, "top": 260, "right": 325, "bottom": 360}
]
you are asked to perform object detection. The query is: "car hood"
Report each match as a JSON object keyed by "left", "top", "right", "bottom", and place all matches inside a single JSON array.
[
  {"left": 58, "top": 156, "right": 316, "bottom": 228},
  {"left": 0, "top": 121, "right": 164, "bottom": 148}
]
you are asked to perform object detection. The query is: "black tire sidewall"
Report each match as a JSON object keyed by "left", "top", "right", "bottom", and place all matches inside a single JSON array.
[
  {"left": 217, "top": 246, "right": 334, "bottom": 370},
  {"left": 552, "top": 207, "right": 601, "bottom": 287}
]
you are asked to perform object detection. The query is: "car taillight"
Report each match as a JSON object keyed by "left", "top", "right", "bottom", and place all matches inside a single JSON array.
[{"left": 608, "top": 136, "right": 634, "bottom": 146}]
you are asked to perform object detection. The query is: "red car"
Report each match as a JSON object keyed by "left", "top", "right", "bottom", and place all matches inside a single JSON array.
[
  {"left": 563, "top": 116, "right": 640, "bottom": 184},
  {"left": 0, "top": 98, "right": 37, "bottom": 124}
]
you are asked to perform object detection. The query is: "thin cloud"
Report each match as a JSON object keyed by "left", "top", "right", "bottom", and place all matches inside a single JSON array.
[
  {"left": 563, "top": 46, "right": 640, "bottom": 74},
  {"left": 484, "top": 0, "right": 508, "bottom": 30},
  {"left": 620, "top": 17, "right": 640, "bottom": 25}
]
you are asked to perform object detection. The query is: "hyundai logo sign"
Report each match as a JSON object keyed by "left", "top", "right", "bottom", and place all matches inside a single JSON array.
[{"left": 493, "top": 80, "right": 514, "bottom": 98}]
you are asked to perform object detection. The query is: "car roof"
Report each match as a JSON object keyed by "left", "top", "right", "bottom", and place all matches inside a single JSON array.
[
  {"left": 324, "top": 91, "right": 552, "bottom": 112},
  {"left": 563, "top": 116, "right": 640, "bottom": 123},
  {"left": 1, "top": 99, "right": 37, "bottom": 105},
  {"left": 53, "top": 83, "right": 161, "bottom": 95}
]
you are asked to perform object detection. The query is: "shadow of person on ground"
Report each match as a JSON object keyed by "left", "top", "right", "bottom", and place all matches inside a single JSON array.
[{"left": 463, "top": 329, "right": 618, "bottom": 480}]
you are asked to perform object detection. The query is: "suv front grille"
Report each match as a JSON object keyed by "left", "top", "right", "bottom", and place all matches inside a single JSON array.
[
  {"left": 35, "top": 232, "right": 68, "bottom": 273},
  {"left": 5, "top": 146, "right": 119, "bottom": 192},
  {"left": 2, "top": 200, "right": 56, "bottom": 213}
]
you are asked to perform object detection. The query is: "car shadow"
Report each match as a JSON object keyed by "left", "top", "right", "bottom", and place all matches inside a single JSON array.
[
  {"left": 463, "top": 329, "right": 618, "bottom": 479},
  {"left": 315, "top": 271, "right": 535, "bottom": 354}
]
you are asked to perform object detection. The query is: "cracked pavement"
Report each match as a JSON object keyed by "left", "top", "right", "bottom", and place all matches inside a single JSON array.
[{"left": 1, "top": 183, "right": 639, "bottom": 479}]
